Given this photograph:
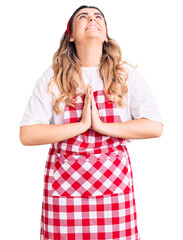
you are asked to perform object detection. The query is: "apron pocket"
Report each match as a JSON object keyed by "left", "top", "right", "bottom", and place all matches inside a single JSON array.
[{"left": 52, "top": 151, "right": 132, "bottom": 197}]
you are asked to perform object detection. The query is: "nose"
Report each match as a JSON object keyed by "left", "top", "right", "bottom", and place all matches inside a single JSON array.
[{"left": 88, "top": 15, "right": 96, "bottom": 22}]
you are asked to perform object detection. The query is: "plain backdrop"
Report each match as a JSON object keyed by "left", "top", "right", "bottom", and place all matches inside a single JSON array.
[{"left": 0, "top": 0, "right": 183, "bottom": 239}]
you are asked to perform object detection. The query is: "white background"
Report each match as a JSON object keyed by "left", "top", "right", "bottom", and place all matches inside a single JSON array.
[{"left": 0, "top": 0, "right": 182, "bottom": 239}]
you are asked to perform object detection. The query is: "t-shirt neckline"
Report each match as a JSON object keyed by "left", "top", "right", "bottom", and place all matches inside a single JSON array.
[{"left": 81, "top": 66, "right": 99, "bottom": 70}]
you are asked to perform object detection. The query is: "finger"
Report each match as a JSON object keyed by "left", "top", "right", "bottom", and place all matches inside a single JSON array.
[
  {"left": 89, "top": 85, "right": 92, "bottom": 96},
  {"left": 89, "top": 88, "right": 93, "bottom": 106},
  {"left": 85, "top": 85, "right": 91, "bottom": 105},
  {"left": 91, "top": 89, "right": 94, "bottom": 104},
  {"left": 88, "top": 86, "right": 93, "bottom": 105}
]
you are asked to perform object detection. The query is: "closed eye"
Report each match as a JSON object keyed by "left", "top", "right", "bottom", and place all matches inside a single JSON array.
[
  {"left": 79, "top": 15, "right": 103, "bottom": 20},
  {"left": 79, "top": 15, "right": 86, "bottom": 19},
  {"left": 96, "top": 16, "right": 102, "bottom": 19}
]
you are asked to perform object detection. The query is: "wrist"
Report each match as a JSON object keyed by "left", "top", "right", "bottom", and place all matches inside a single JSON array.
[
  {"left": 79, "top": 121, "right": 90, "bottom": 133},
  {"left": 92, "top": 120, "right": 104, "bottom": 134}
]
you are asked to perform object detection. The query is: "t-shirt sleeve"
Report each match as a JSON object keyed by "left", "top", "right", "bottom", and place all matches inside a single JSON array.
[
  {"left": 128, "top": 67, "right": 163, "bottom": 124},
  {"left": 20, "top": 67, "right": 54, "bottom": 126}
]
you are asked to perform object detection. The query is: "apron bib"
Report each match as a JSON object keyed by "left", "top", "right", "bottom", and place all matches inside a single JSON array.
[{"left": 49, "top": 90, "right": 132, "bottom": 197}]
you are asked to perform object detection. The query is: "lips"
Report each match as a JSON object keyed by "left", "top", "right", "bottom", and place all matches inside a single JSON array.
[{"left": 85, "top": 25, "right": 100, "bottom": 31}]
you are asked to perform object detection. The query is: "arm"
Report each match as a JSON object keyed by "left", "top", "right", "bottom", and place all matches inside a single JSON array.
[
  {"left": 20, "top": 85, "right": 92, "bottom": 146},
  {"left": 90, "top": 86, "right": 163, "bottom": 139},
  {"left": 91, "top": 65, "right": 164, "bottom": 139},
  {"left": 20, "top": 122, "right": 88, "bottom": 146},
  {"left": 94, "top": 118, "right": 163, "bottom": 139}
]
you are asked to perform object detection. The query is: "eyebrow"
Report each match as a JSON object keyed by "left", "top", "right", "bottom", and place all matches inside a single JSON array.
[{"left": 76, "top": 12, "right": 103, "bottom": 19}]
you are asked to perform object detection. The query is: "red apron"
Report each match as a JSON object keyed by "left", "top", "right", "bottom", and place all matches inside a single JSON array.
[{"left": 41, "top": 89, "right": 140, "bottom": 240}]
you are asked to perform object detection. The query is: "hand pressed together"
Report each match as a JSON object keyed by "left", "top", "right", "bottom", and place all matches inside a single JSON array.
[{"left": 80, "top": 84, "right": 103, "bottom": 132}]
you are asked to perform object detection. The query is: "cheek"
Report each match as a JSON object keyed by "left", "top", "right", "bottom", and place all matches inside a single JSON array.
[
  {"left": 100, "top": 22, "right": 107, "bottom": 31},
  {"left": 74, "top": 21, "right": 85, "bottom": 34}
]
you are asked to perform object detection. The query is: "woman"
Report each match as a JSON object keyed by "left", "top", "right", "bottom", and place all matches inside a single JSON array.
[{"left": 20, "top": 5, "right": 163, "bottom": 240}]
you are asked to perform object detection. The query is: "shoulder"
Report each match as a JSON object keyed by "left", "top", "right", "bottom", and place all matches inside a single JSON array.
[
  {"left": 119, "top": 62, "right": 137, "bottom": 82},
  {"left": 29, "top": 66, "right": 56, "bottom": 100},
  {"left": 36, "top": 65, "right": 54, "bottom": 87},
  {"left": 121, "top": 63, "right": 148, "bottom": 92}
]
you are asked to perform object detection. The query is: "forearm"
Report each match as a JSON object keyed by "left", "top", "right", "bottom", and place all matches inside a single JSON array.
[
  {"left": 96, "top": 118, "right": 163, "bottom": 139},
  {"left": 20, "top": 122, "right": 87, "bottom": 146}
]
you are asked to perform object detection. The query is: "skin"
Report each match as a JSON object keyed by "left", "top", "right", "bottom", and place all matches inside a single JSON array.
[
  {"left": 20, "top": 8, "right": 163, "bottom": 146},
  {"left": 69, "top": 8, "right": 108, "bottom": 67}
]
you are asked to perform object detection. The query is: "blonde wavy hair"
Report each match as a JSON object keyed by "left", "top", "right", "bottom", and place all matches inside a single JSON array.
[{"left": 48, "top": 5, "right": 130, "bottom": 115}]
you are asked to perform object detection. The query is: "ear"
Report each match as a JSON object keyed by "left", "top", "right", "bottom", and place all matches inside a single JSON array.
[
  {"left": 69, "top": 35, "right": 74, "bottom": 42},
  {"left": 104, "top": 36, "right": 108, "bottom": 43}
]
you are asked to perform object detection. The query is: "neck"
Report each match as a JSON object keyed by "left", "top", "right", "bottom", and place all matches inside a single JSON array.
[{"left": 75, "top": 41, "right": 103, "bottom": 67}]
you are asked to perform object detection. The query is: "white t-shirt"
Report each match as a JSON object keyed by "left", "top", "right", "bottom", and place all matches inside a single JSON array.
[{"left": 20, "top": 64, "right": 163, "bottom": 142}]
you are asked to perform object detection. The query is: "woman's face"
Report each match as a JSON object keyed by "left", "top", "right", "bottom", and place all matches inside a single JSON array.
[{"left": 69, "top": 8, "right": 108, "bottom": 44}]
